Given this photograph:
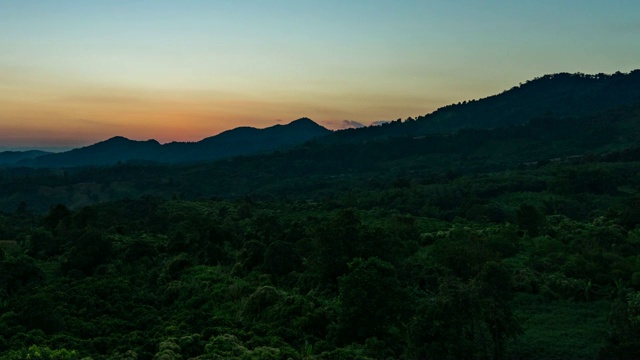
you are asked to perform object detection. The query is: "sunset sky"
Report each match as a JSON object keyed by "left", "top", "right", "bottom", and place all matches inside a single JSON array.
[{"left": 1, "top": 1, "right": 639, "bottom": 149}]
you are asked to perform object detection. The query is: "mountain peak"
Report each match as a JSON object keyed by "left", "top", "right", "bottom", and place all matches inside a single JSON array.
[
  {"left": 292, "top": 117, "right": 314, "bottom": 123},
  {"left": 104, "top": 136, "right": 131, "bottom": 143},
  {"left": 102, "top": 136, "right": 160, "bottom": 145},
  {"left": 288, "top": 117, "right": 325, "bottom": 129}
]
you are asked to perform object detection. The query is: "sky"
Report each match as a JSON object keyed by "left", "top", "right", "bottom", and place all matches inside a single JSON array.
[{"left": 1, "top": 0, "right": 639, "bottom": 149}]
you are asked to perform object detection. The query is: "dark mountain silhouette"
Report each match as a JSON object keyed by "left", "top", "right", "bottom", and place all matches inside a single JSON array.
[
  {"left": 12, "top": 70, "right": 640, "bottom": 168},
  {"left": 4, "top": 73, "right": 640, "bottom": 360},
  {"left": 418, "top": 70, "right": 640, "bottom": 133},
  {"left": 26, "top": 137, "right": 163, "bottom": 168},
  {"left": 23, "top": 118, "right": 331, "bottom": 168},
  {"left": 1, "top": 71, "right": 640, "bottom": 210},
  {"left": 323, "top": 70, "right": 640, "bottom": 143},
  {"left": 4, "top": 100, "right": 639, "bottom": 212},
  {"left": 161, "top": 117, "right": 331, "bottom": 162},
  {"left": 0, "top": 150, "right": 50, "bottom": 166}
]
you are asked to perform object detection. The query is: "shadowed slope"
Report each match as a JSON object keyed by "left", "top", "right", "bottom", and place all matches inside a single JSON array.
[{"left": 21, "top": 118, "right": 331, "bottom": 168}]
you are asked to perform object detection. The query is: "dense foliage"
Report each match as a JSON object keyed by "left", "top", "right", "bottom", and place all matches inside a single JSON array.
[
  {"left": 1, "top": 148, "right": 640, "bottom": 358},
  {"left": 1, "top": 71, "right": 640, "bottom": 358}
]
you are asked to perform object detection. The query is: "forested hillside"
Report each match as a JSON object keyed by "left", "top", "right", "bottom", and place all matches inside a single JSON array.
[
  {"left": 325, "top": 70, "right": 640, "bottom": 142},
  {"left": 1, "top": 99, "right": 638, "bottom": 213},
  {"left": 2, "top": 153, "right": 640, "bottom": 359},
  {"left": 14, "top": 118, "right": 331, "bottom": 168},
  {"left": 1, "top": 71, "right": 640, "bottom": 359}
]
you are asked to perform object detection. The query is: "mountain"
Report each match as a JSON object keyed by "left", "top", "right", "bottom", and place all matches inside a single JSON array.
[
  {"left": 1, "top": 71, "right": 640, "bottom": 211},
  {"left": 26, "top": 137, "right": 163, "bottom": 168},
  {"left": 417, "top": 70, "right": 640, "bottom": 134},
  {"left": 2, "top": 100, "right": 639, "bottom": 213},
  {"left": 161, "top": 117, "right": 331, "bottom": 162},
  {"left": 324, "top": 70, "right": 640, "bottom": 143},
  {"left": 0, "top": 150, "right": 51, "bottom": 166},
  {"left": 20, "top": 118, "right": 331, "bottom": 168},
  {"left": 12, "top": 70, "right": 640, "bottom": 168},
  {"left": 4, "top": 73, "right": 640, "bottom": 360}
]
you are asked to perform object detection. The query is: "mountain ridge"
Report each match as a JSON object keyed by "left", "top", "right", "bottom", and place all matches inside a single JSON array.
[
  {"left": 7, "top": 70, "right": 640, "bottom": 168},
  {"left": 322, "top": 70, "right": 640, "bottom": 143},
  {"left": 417, "top": 70, "right": 640, "bottom": 133},
  {"left": 17, "top": 118, "right": 331, "bottom": 168},
  {"left": 1, "top": 71, "right": 639, "bottom": 211},
  {"left": 0, "top": 150, "right": 51, "bottom": 166}
]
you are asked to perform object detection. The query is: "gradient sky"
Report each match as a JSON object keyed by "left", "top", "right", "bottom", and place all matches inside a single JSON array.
[{"left": 1, "top": 0, "right": 639, "bottom": 149}]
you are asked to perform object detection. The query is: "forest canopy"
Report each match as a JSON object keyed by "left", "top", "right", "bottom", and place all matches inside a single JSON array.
[{"left": 1, "top": 71, "right": 640, "bottom": 359}]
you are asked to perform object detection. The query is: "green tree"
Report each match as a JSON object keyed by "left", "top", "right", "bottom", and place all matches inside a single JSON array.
[
  {"left": 337, "top": 257, "right": 403, "bottom": 344},
  {"left": 4, "top": 345, "right": 80, "bottom": 360},
  {"left": 15, "top": 292, "right": 62, "bottom": 333},
  {"left": 517, "top": 204, "right": 545, "bottom": 236},
  {"left": 0, "top": 255, "right": 43, "bottom": 295},
  {"left": 236, "top": 240, "right": 266, "bottom": 273},
  {"left": 408, "top": 262, "right": 519, "bottom": 359},
  {"left": 472, "top": 261, "right": 521, "bottom": 359},
  {"left": 314, "top": 209, "right": 361, "bottom": 287},
  {"left": 263, "top": 240, "right": 302, "bottom": 276},
  {"left": 62, "top": 229, "right": 112, "bottom": 275},
  {"left": 27, "top": 228, "right": 59, "bottom": 259},
  {"left": 600, "top": 291, "right": 640, "bottom": 359},
  {"left": 43, "top": 204, "right": 71, "bottom": 232}
]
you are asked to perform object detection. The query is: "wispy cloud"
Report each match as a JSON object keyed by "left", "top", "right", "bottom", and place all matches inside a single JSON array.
[
  {"left": 371, "top": 120, "right": 391, "bottom": 126},
  {"left": 340, "top": 120, "right": 365, "bottom": 129},
  {"left": 321, "top": 120, "right": 366, "bottom": 130}
]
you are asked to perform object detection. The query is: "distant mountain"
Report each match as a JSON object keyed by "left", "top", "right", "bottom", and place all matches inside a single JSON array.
[
  {"left": 22, "top": 118, "right": 331, "bottom": 168},
  {"left": 324, "top": 70, "right": 640, "bottom": 143},
  {"left": 14, "top": 70, "right": 640, "bottom": 168},
  {"left": 0, "top": 150, "right": 50, "bottom": 166},
  {"left": 417, "top": 70, "right": 640, "bottom": 134},
  {"left": 2, "top": 78, "right": 640, "bottom": 211},
  {"left": 161, "top": 117, "right": 331, "bottom": 162},
  {"left": 26, "top": 137, "right": 163, "bottom": 168}
]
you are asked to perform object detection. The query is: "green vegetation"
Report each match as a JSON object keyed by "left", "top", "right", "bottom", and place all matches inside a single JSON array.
[
  {"left": 1, "top": 71, "right": 640, "bottom": 358},
  {"left": 1, "top": 150, "right": 640, "bottom": 358}
]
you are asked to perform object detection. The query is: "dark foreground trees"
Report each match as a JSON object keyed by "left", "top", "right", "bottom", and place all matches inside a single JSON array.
[{"left": 2, "top": 153, "right": 640, "bottom": 358}]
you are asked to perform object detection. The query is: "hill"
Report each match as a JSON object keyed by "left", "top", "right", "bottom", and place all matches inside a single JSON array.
[
  {"left": 418, "top": 70, "right": 640, "bottom": 133},
  {"left": 13, "top": 70, "right": 640, "bottom": 167},
  {"left": 325, "top": 70, "right": 640, "bottom": 143},
  {"left": 161, "top": 117, "right": 331, "bottom": 162},
  {"left": 1, "top": 71, "right": 640, "bottom": 359},
  {"left": 21, "top": 118, "right": 331, "bottom": 168},
  {"left": 0, "top": 150, "right": 50, "bottom": 166},
  {"left": 1, "top": 100, "right": 638, "bottom": 212},
  {"left": 25, "top": 137, "right": 163, "bottom": 168},
  {"left": 2, "top": 70, "right": 639, "bottom": 210}
]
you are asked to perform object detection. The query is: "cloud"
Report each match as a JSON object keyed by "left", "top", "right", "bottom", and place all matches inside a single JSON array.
[
  {"left": 319, "top": 120, "right": 366, "bottom": 130},
  {"left": 340, "top": 120, "right": 365, "bottom": 129},
  {"left": 371, "top": 120, "right": 391, "bottom": 126}
]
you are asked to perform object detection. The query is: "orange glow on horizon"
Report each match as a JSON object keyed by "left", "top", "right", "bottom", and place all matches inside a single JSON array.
[
  {"left": 0, "top": 82, "right": 440, "bottom": 148},
  {"left": 1, "top": 1, "right": 638, "bottom": 149}
]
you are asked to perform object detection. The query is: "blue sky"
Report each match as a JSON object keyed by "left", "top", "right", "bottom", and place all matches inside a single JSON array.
[{"left": 1, "top": 0, "right": 639, "bottom": 147}]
